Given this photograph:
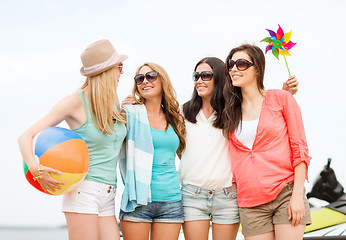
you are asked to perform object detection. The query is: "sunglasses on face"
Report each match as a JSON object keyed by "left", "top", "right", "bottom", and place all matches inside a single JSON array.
[
  {"left": 192, "top": 71, "right": 214, "bottom": 82},
  {"left": 227, "top": 59, "right": 254, "bottom": 71},
  {"left": 134, "top": 71, "right": 159, "bottom": 85}
]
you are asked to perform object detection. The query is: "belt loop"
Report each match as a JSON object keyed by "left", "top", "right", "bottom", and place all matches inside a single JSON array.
[
  {"left": 195, "top": 186, "right": 201, "bottom": 194},
  {"left": 223, "top": 187, "right": 229, "bottom": 195}
]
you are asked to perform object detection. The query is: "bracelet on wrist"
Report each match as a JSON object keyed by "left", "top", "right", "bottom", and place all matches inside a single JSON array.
[{"left": 33, "top": 164, "right": 43, "bottom": 181}]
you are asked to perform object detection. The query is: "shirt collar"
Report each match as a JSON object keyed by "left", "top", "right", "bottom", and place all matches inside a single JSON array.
[{"left": 197, "top": 109, "right": 217, "bottom": 122}]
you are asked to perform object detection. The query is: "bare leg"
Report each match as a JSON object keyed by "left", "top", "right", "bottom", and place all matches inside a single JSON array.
[
  {"left": 99, "top": 216, "right": 120, "bottom": 240},
  {"left": 212, "top": 222, "right": 240, "bottom": 240},
  {"left": 245, "top": 231, "right": 275, "bottom": 240},
  {"left": 274, "top": 224, "right": 305, "bottom": 240},
  {"left": 64, "top": 212, "right": 99, "bottom": 240},
  {"left": 151, "top": 222, "right": 182, "bottom": 240},
  {"left": 120, "top": 220, "right": 151, "bottom": 240},
  {"left": 182, "top": 220, "right": 210, "bottom": 240}
]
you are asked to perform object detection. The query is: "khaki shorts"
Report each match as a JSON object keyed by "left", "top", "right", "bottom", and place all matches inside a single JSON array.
[{"left": 239, "top": 182, "right": 311, "bottom": 236}]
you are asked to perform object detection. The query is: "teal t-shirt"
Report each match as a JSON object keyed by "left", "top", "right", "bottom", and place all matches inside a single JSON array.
[
  {"left": 150, "top": 125, "right": 182, "bottom": 202},
  {"left": 72, "top": 90, "right": 126, "bottom": 186}
]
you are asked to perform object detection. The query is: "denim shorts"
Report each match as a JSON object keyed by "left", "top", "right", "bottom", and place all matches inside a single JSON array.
[
  {"left": 62, "top": 180, "right": 116, "bottom": 217},
  {"left": 119, "top": 200, "right": 184, "bottom": 223},
  {"left": 182, "top": 184, "right": 240, "bottom": 224}
]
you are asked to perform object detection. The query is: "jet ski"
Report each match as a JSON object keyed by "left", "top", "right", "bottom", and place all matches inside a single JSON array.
[{"left": 304, "top": 158, "right": 346, "bottom": 239}]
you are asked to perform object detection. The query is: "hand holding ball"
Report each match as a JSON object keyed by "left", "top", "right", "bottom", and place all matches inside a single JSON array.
[{"left": 23, "top": 127, "right": 89, "bottom": 195}]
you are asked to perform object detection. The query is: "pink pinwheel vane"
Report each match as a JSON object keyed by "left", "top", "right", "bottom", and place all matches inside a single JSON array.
[{"left": 261, "top": 24, "right": 296, "bottom": 76}]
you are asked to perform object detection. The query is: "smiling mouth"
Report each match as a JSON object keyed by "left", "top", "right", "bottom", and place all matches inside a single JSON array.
[
  {"left": 142, "top": 86, "right": 153, "bottom": 91},
  {"left": 232, "top": 75, "right": 242, "bottom": 80}
]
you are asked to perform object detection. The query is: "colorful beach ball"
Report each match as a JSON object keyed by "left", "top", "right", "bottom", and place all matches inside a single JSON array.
[{"left": 23, "top": 127, "right": 89, "bottom": 195}]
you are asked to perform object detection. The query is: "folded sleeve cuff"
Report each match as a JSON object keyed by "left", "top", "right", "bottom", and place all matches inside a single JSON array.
[{"left": 290, "top": 137, "right": 311, "bottom": 180}]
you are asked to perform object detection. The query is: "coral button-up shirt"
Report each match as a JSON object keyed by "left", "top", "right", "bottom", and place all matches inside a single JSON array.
[{"left": 229, "top": 89, "right": 311, "bottom": 208}]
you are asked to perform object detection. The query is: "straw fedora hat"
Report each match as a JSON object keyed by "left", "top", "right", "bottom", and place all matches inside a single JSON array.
[{"left": 80, "top": 39, "right": 128, "bottom": 77}]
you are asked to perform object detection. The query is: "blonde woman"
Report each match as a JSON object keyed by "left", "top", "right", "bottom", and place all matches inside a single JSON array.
[
  {"left": 18, "top": 39, "right": 127, "bottom": 240},
  {"left": 119, "top": 63, "right": 186, "bottom": 240}
]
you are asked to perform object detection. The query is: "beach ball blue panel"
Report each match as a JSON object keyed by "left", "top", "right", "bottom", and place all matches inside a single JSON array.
[{"left": 35, "top": 127, "right": 83, "bottom": 158}]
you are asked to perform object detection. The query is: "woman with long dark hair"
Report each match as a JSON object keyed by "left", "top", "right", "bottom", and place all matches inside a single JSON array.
[
  {"left": 179, "top": 56, "right": 299, "bottom": 240},
  {"left": 223, "top": 44, "right": 311, "bottom": 240},
  {"left": 179, "top": 57, "right": 239, "bottom": 240}
]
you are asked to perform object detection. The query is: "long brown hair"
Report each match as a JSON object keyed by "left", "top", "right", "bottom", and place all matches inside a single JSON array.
[
  {"left": 81, "top": 67, "right": 125, "bottom": 135},
  {"left": 222, "top": 44, "right": 266, "bottom": 138},
  {"left": 132, "top": 63, "right": 186, "bottom": 158}
]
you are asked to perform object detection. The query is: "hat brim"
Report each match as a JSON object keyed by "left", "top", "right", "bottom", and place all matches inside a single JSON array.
[{"left": 80, "top": 54, "right": 128, "bottom": 77}]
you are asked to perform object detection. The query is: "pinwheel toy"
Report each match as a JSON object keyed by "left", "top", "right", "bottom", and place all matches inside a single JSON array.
[{"left": 261, "top": 24, "right": 296, "bottom": 76}]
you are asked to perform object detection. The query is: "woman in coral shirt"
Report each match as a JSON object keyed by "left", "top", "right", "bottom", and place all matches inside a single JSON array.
[{"left": 222, "top": 44, "right": 311, "bottom": 240}]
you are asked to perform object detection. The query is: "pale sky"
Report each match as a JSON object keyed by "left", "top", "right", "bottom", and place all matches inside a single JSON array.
[{"left": 1, "top": 0, "right": 345, "bottom": 227}]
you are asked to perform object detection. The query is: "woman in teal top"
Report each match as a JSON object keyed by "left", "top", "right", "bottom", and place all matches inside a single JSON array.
[
  {"left": 150, "top": 125, "right": 181, "bottom": 202},
  {"left": 18, "top": 39, "right": 127, "bottom": 240},
  {"left": 72, "top": 89, "right": 126, "bottom": 186},
  {"left": 119, "top": 62, "right": 186, "bottom": 240}
]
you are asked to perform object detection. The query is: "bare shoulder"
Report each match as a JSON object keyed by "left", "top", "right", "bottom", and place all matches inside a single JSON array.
[
  {"left": 63, "top": 92, "right": 81, "bottom": 105},
  {"left": 55, "top": 92, "right": 83, "bottom": 115}
]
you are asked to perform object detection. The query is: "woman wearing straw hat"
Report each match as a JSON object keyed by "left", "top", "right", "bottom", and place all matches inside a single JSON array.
[{"left": 18, "top": 39, "right": 127, "bottom": 240}]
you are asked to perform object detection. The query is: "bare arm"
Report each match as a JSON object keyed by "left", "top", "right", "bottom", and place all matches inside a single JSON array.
[
  {"left": 288, "top": 162, "right": 307, "bottom": 226},
  {"left": 18, "top": 94, "right": 80, "bottom": 192}
]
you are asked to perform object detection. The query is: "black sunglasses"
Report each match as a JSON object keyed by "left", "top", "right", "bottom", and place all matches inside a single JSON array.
[
  {"left": 227, "top": 59, "right": 254, "bottom": 71},
  {"left": 134, "top": 71, "right": 158, "bottom": 85},
  {"left": 192, "top": 71, "right": 214, "bottom": 82}
]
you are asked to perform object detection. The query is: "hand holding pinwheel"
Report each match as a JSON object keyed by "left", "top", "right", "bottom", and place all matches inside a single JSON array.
[{"left": 261, "top": 24, "right": 296, "bottom": 76}]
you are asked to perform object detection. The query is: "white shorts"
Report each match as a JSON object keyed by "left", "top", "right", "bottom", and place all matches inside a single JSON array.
[{"left": 62, "top": 180, "right": 116, "bottom": 217}]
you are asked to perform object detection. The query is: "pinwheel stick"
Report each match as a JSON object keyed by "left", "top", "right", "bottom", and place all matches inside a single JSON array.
[
  {"left": 283, "top": 55, "right": 296, "bottom": 94},
  {"left": 283, "top": 55, "right": 291, "bottom": 76}
]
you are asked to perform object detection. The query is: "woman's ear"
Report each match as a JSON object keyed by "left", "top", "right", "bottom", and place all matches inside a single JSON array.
[{"left": 255, "top": 68, "right": 259, "bottom": 76}]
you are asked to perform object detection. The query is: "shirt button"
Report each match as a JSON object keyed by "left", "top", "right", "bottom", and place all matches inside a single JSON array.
[
  {"left": 107, "top": 190, "right": 111, "bottom": 193},
  {"left": 208, "top": 190, "right": 212, "bottom": 194}
]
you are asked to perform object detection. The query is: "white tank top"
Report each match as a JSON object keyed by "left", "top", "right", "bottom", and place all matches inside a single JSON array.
[{"left": 235, "top": 119, "right": 259, "bottom": 149}]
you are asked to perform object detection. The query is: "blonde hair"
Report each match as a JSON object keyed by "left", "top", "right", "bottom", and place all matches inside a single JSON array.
[
  {"left": 132, "top": 63, "right": 186, "bottom": 157},
  {"left": 81, "top": 67, "right": 125, "bottom": 135}
]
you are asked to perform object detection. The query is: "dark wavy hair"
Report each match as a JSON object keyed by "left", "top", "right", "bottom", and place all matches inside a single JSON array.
[
  {"left": 183, "top": 57, "right": 227, "bottom": 129},
  {"left": 222, "top": 44, "right": 266, "bottom": 138}
]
